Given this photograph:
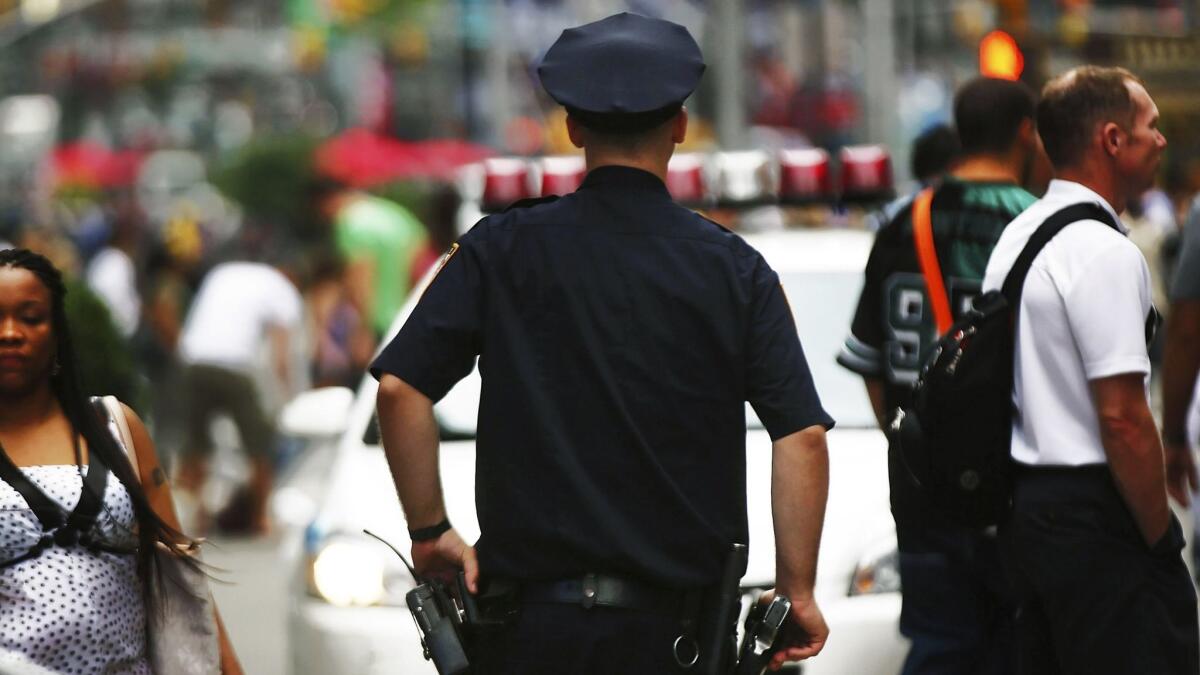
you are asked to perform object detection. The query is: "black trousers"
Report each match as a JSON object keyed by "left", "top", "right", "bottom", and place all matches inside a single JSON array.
[
  {"left": 470, "top": 603, "right": 693, "bottom": 675},
  {"left": 1002, "top": 465, "right": 1199, "bottom": 675},
  {"left": 890, "top": 441, "right": 1014, "bottom": 675}
]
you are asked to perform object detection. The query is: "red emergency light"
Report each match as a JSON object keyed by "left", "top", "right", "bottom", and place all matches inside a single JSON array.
[
  {"left": 839, "top": 145, "right": 894, "bottom": 205},
  {"left": 482, "top": 158, "right": 533, "bottom": 211},
  {"left": 539, "top": 155, "right": 587, "bottom": 197},
  {"left": 779, "top": 148, "right": 834, "bottom": 205},
  {"left": 666, "top": 153, "right": 708, "bottom": 208}
]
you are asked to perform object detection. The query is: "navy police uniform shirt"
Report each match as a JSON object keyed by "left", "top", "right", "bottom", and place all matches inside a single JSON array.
[{"left": 371, "top": 166, "right": 834, "bottom": 589}]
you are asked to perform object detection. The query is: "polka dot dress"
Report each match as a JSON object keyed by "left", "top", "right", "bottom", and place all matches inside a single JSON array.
[{"left": 0, "top": 465, "right": 150, "bottom": 674}]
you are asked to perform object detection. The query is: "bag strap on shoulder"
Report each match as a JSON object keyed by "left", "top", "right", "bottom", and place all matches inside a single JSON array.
[
  {"left": 1000, "top": 203, "right": 1121, "bottom": 306},
  {"left": 912, "top": 187, "right": 954, "bottom": 335},
  {"left": 64, "top": 438, "right": 109, "bottom": 538},
  {"left": 0, "top": 443, "right": 64, "bottom": 532},
  {"left": 0, "top": 408, "right": 113, "bottom": 542},
  {"left": 96, "top": 395, "right": 140, "bottom": 480}
]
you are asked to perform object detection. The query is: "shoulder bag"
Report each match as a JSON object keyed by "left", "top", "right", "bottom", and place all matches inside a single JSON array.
[{"left": 96, "top": 395, "right": 221, "bottom": 675}]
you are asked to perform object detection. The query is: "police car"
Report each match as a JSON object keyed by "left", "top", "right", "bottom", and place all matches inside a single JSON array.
[{"left": 277, "top": 225, "right": 908, "bottom": 674}]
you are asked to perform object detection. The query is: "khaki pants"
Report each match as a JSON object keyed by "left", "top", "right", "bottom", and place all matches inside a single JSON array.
[{"left": 181, "top": 363, "right": 274, "bottom": 459}]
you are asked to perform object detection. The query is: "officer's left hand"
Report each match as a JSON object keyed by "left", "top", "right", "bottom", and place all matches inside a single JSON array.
[{"left": 412, "top": 527, "right": 479, "bottom": 593}]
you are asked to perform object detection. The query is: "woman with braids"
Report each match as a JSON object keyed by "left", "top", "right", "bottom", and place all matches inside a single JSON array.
[{"left": 0, "top": 248, "right": 242, "bottom": 673}]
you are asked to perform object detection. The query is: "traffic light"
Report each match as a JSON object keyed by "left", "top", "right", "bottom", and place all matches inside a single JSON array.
[{"left": 979, "top": 30, "right": 1024, "bottom": 81}]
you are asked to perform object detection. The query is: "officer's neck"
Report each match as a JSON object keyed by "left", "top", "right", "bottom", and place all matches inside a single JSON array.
[{"left": 584, "top": 154, "right": 670, "bottom": 184}]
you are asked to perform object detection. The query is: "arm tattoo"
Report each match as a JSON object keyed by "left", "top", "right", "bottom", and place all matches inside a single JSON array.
[{"left": 151, "top": 467, "right": 167, "bottom": 486}]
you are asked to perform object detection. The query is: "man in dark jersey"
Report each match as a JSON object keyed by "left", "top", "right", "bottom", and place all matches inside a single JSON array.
[
  {"left": 838, "top": 77, "right": 1049, "bottom": 675},
  {"left": 373, "top": 13, "right": 834, "bottom": 674}
]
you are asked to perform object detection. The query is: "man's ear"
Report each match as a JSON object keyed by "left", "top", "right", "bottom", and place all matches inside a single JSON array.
[
  {"left": 671, "top": 108, "right": 689, "bottom": 145},
  {"left": 566, "top": 115, "right": 586, "bottom": 149},
  {"left": 1017, "top": 117, "right": 1036, "bottom": 149},
  {"left": 1101, "top": 121, "right": 1124, "bottom": 157}
]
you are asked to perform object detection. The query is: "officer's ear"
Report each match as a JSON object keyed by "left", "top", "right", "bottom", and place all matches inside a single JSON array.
[
  {"left": 671, "top": 107, "right": 689, "bottom": 145},
  {"left": 565, "top": 115, "right": 587, "bottom": 149}
]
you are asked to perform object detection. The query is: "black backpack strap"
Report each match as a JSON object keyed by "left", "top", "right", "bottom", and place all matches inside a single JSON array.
[
  {"left": 1000, "top": 203, "right": 1121, "bottom": 306},
  {"left": 0, "top": 442, "right": 65, "bottom": 532},
  {"left": 63, "top": 435, "right": 110, "bottom": 544}
]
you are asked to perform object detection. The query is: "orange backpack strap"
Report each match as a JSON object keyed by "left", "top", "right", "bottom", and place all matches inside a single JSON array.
[{"left": 911, "top": 187, "right": 954, "bottom": 335}]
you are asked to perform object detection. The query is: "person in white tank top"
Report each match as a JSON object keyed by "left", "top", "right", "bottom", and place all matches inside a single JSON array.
[{"left": 0, "top": 248, "right": 243, "bottom": 673}]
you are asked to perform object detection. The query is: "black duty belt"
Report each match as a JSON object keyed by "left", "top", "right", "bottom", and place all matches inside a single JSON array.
[{"left": 520, "top": 572, "right": 692, "bottom": 616}]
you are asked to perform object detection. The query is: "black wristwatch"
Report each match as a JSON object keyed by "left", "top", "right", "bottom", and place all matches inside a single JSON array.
[{"left": 409, "top": 518, "right": 452, "bottom": 542}]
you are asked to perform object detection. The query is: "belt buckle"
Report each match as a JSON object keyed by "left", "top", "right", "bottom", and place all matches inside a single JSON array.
[{"left": 581, "top": 573, "right": 598, "bottom": 609}]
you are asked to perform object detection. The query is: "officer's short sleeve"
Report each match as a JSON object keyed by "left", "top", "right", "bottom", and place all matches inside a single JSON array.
[
  {"left": 745, "top": 255, "right": 836, "bottom": 440},
  {"left": 1064, "top": 239, "right": 1153, "bottom": 380},
  {"left": 836, "top": 231, "right": 888, "bottom": 377},
  {"left": 1170, "top": 198, "right": 1200, "bottom": 302},
  {"left": 369, "top": 229, "right": 484, "bottom": 402}
]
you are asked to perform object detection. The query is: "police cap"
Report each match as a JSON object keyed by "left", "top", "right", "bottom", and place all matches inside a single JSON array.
[{"left": 538, "top": 13, "right": 705, "bottom": 133}]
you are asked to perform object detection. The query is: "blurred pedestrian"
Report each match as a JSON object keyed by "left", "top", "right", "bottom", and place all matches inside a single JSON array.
[
  {"left": 307, "top": 254, "right": 372, "bottom": 389},
  {"left": 0, "top": 248, "right": 241, "bottom": 673},
  {"left": 374, "top": 12, "right": 833, "bottom": 673},
  {"left": 985, "top": 66, "right": 1197, "bottom": 673},
  {"left": 866, "top": 123, "right": 963, "bottom": 233},
  {"left": 175, "top": 256, "right": 304, "bottom": 535},
  {"left": 911, "top": 123, "right": 962, "bottom": 188},
  {"left": 308, "top": 176, "right": 429, "bottom": 343},
  {"left": 1162, "top": 195, "right": 1200, "bottom": 545},
  {"left": 136, "top": 228, "right": 203, "bottom": 470},
  {"left": 838, "top": 77, "right": 1044, "bottom": 675},
  {"left": 85, "top": 198, "right": 143, "bottom": 340}
]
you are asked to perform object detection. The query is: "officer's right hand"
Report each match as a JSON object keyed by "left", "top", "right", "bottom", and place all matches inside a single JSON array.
[
  {"left": 412, "top": 527, "right": 480, "bottom": 594},
  {"left": 768, "top": 594, "right": 828, "bottom": 671}
]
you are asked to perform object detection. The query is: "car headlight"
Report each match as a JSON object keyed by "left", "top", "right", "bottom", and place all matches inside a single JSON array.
[
  {"left": 848, "top": 545, "right": 901, "bottom": 596},
  {"left": 305, "top": 528, "right": 415, "bottom": 607}
]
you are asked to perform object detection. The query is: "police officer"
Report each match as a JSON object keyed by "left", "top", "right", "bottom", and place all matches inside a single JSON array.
[{"left": 373, "top": 13, "right": 833, "bottom": 674}]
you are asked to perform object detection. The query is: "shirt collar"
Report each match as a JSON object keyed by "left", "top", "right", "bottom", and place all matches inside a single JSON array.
[
  {"left": 1043, "top": 179, "right": 1128, "bottom": 234},
  {"left": 579, "top": 165, "right": 671, "bottom": 196}
]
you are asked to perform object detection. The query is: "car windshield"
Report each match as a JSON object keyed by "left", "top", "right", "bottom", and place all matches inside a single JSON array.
[{"left": 366, "top": 266, "right": 876, "bottom": 445}]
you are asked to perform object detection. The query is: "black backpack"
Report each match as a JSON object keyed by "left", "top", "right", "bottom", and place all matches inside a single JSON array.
[{"left": 895, "top": 203, "right": 1120, "bottom": 527}]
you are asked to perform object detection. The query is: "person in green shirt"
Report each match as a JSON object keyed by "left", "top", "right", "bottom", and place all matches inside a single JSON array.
[
  {"left": 311, "top": 177, "right": 430, "bottom": 339},
  {"left": 838, "top": 77, "right": 1051, "bottom": 675}
]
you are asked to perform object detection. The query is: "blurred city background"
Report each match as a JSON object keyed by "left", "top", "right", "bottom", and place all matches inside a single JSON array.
[{"left": 1, "top": 0, "right": 1199, "bottom": 672}]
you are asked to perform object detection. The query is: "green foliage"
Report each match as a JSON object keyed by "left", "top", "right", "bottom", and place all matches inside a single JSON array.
[
  {"left": 287, "top": 0, "right": 436, "bottom": 34},
  {"left": 64, "top": 280, "right": 145, "bottom": 414},
  {"left": 211, "top": 134, "right": 322, "bottom": 236},
  {"left": 368, "top": 180, "right": 431, "bottom": 219}
]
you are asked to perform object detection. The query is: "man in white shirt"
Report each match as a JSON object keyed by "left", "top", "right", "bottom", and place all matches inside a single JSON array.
[
  {"left": 983, "top": 66, "right": 1197, "bottom": 673},
  {"left": 86, "top": 246, "right": 140, "bottom": 338},
  {"left": 177, "top": 259, "right": 304, "bottom": 534}
]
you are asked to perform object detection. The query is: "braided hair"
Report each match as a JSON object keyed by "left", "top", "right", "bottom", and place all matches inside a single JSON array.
[{"left": 0, "top": 247, "right": 195, "bottom": 613}]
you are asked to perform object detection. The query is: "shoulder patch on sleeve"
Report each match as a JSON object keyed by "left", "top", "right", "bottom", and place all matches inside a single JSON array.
[
  {"left": 503, "top": 195, "right": 561, "bottom": 212},
  {"left": 430, "top": 242, "right": 460, "bottom": 281}
]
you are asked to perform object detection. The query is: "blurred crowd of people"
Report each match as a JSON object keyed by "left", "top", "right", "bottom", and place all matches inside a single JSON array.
[{"left": 0, "top": 171, "right": 460, "bottom": 536}]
